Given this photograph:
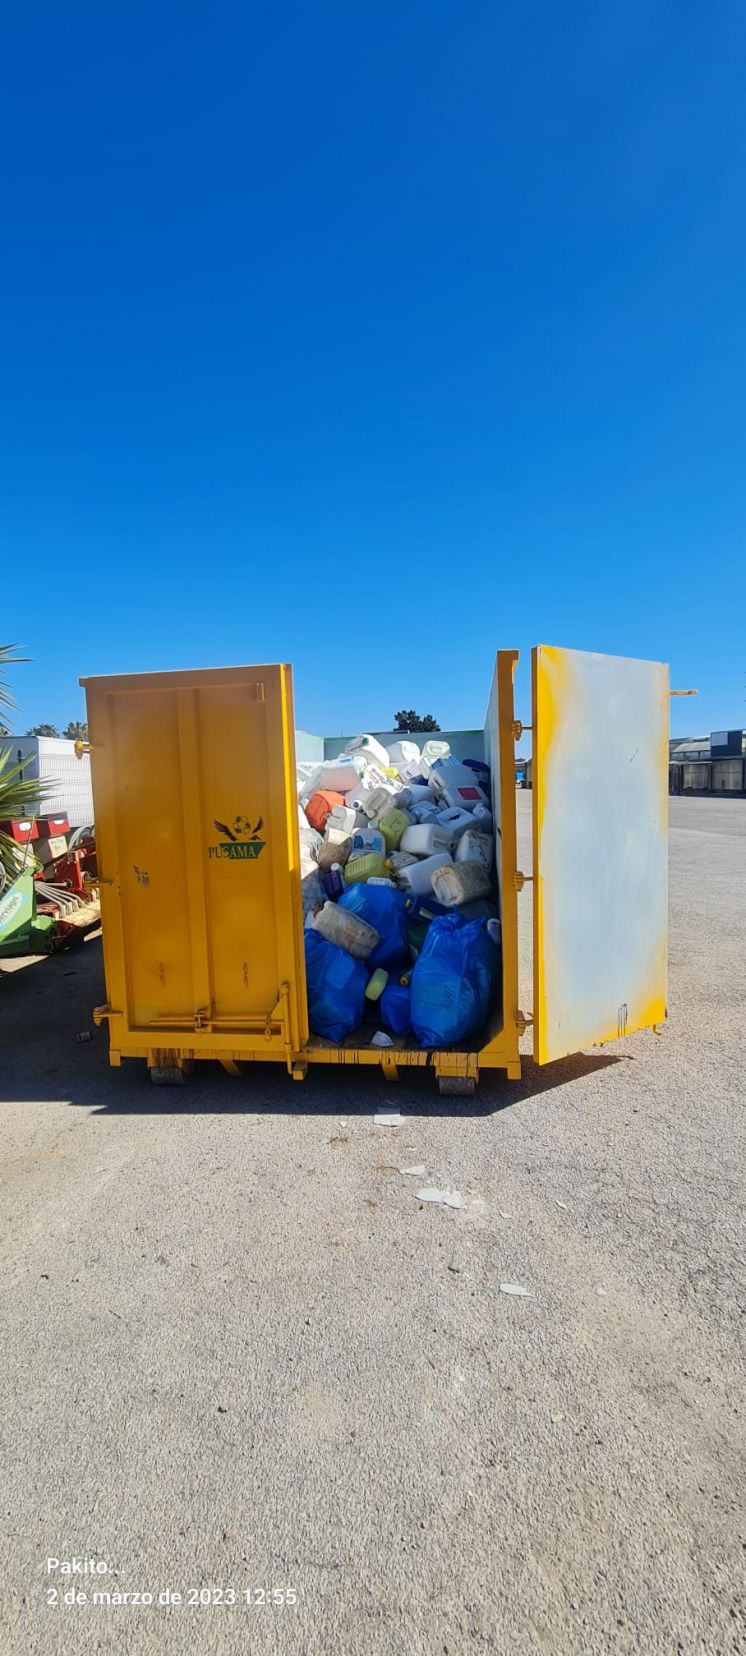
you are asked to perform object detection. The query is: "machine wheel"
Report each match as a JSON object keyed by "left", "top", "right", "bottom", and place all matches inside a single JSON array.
[{"left": 437, "top": 1075, "right": 476, "bottom": 1097}]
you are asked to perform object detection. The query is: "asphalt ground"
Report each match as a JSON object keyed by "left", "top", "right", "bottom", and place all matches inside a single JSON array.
[{"left": 1, "top": 793, "right": 744, "bottom": 1655}]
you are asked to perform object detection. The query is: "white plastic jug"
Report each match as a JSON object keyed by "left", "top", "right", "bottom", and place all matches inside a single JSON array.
[
  {"left": 350, "top": 827, "right": 386, "bottom": 858},
  {"left": 420, "top": 739, "right": 451, "bottom": 766},
  {"left": 387, "top": 849, "right": 419, "bottom": 873},
  {"left": 326, "top": 803, "right": 358, "bottom": 834},
  {"left": 400, "top": 823, "right": 453, "bottom": 857},
  {"left": 410, "top": 802, "right": 440, "bottom": 824},
  {"left": 302, "top": 760, "right": 364, "bottom": 798},
  {"left": 430, "top": 860, "right": 492, "bottom": 907},
  {"left": 355, "top": 785, "right": 394, "bottom": 821},
  {"left": 428, "top": 760, "right": 488, "bottom": 809},
  {"left": 396, "top": 851, "right": 453, "bottom": 897},
  {"left": 398, "top": 784, "right": 431, "bottom": 807},
  {"left": 346, "top": 734, "right": 391, "bottom": 768},
  {"left": 472, "top": 804, "right": 494, "bottom": 831},
  {"left": 455, "top": 830, "right": 494, "bottom": 870},
  {"left": 435, "top": 806, "right": 474, "bottom": 840},
  {"left": 387, "top": 739, "right": 421, "bottom": 767},
  {"left": 313, "top": 901, "right": 380, "bottom": 960}
]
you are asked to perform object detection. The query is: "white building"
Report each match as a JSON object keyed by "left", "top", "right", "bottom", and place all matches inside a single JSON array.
[{"left": 3, "top": 737, "right": 94, "bottom": 827}]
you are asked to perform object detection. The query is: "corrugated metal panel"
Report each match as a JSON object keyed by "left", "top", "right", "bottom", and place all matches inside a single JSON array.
[{"left": 9, "top": 738, "right": 94, "bottom": 827}]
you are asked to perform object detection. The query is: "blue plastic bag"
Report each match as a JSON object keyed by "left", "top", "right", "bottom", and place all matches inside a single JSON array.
[
  {"left": 304, "top": 929, "right": 368, "bottom": 1043},
  {"left": 338, "top": 884, "right": 410, "bottom": 971},
  {"left": 410, "top": 914, "right": 499, "bottom": 1048},
  {"left": 380, "top": 975, "right": 412, "bottom": 1036}
]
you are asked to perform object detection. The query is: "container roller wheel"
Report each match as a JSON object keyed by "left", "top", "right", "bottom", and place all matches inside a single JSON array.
[{"left": 437, "top": 1075, "right": 476, "bottom": 1097}]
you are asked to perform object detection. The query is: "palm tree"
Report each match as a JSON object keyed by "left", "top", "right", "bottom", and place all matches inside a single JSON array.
[{"left": 0, "top": 645, "right": 50, "bottom": 884}]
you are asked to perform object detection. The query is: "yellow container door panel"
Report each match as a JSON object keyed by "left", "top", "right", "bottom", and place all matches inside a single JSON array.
[
  {"left": 111, "top": 689, "right": 194, "bottom": 1026},
  {"left": 196, "top": 681, "right": 281, "bottom": 1024},
  {"left": 82, "top": 664, "right": 306, "bottom": 1054}
]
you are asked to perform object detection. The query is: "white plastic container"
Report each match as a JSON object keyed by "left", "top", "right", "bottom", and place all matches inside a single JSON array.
[
  {"left": 387, "top": 850, "right": 419, "bottom": 873},
  {"left": 428, "top": 760, "right": 488, "bottom": 812},
  {"left": 398, "top": 784, "right": 431, "bottom": 807},
  {"left": 327, "top": 803, "right": 358, "bottom": 834},
  {"left": 420, "top": 739, "right": 451, "bottom": 766},
  {"left": 355, "top": 785, "right": 394, "bottom": 821},
  {"left": 387, "top": 739, "right": 421, "bottom": 767},
  {"left": 430, "top": 860, "right": 492, "bottom": 907},
  {"left": 435, "top": 805, "right": 474, "bottom": 840},
  {"left": 455, "top": 830, "right": 494, "bottom": 870},
  {"left": 409, "top": 802, "right": 440, "bottom": 824},
  {"left": 358, "top": 763, "right": 397, "bottom": 795},
  {"left": 472, "top": 804, "right": 494, "bottom": 831},
  {"left": 302, "top": 760, "right": 364, "bottom": 798},
  {"left": 350, "top": 827, "right": 386, "bottom": 858},
  {"left": 396, "top": 850, "right": 452, "bottom": 897},
  {"left": 346, "top": 734, "right": 391, "bottom": 768},
  {"left": 400, "top": 823, "right": 453, "bottom": 857},
  {"left": 313, "top": 901, "right": 380, "bottom": 960}
]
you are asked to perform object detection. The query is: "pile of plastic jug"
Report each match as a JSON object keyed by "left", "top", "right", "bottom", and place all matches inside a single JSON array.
[{"left": 297, "top": 734, "right": 501, "bottom": 1048}]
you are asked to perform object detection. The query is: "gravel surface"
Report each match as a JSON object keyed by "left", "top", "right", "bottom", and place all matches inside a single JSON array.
[{"left": 1, "top": 794, "right": 744, "bottom": 1655}]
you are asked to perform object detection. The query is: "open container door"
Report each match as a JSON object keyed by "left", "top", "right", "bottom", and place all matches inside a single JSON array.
[{"left": 532, "top": 646, "right": 669, "bottom": 1065}]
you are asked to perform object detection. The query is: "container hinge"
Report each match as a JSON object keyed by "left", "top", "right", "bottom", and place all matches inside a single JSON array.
[
  {"left": 511, "top": 721, "right": 533, "bottom": 741},
  {"left": 514, "top": 870, "right": 534, "bottom": 891},
  {"left": 194, "top": 1007, "right": 213, "bottom": 1031},
  {"left": 93, "top": 1004, "right": 122, "bottom": 1024},
  {"left": 515, "top": 1010, "right": 534, "bottom": 1035}
]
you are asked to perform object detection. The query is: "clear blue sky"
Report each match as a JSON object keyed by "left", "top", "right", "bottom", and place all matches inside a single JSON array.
[{"left": 2, "top": 1, "right": 744, "bottom": 740}]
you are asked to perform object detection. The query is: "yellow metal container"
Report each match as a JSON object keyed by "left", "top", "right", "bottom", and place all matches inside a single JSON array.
[{"left": 81, "top": 645, "right": 669, "bottom": 1091}]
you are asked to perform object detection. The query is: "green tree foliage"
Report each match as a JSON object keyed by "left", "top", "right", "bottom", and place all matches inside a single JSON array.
[
  {"left": 26, "top": 723, "right": 60, "bottom": 738},
  {"left": 394, "top": 709, "right": 441, "bottom": 733},
  {"left": 63, "top": 720, "right": 88, "bottom": 741}
]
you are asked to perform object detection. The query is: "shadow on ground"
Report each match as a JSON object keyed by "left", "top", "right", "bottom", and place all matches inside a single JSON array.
[{"left": 1, "top": 936, "right": 627, "bottom": 1119}]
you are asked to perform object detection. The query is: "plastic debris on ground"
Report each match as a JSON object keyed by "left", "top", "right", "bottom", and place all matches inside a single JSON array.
[
  {"left": 401, "top": 1164, "right": 426, "bottom": 1176},
  {"left": 374, "top": 1110, "right": 405, "bottom": 1125},
  {"left": 499, "top": 1283, "right": 532, "bottom": 1297},
  {"left": 415, "top": 1187, "right": 466, "bottom": 1209}
]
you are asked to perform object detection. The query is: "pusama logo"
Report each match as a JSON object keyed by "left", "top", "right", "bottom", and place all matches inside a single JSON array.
[{"left": 208, "top": 813, "right": 266, "bottom": 861}]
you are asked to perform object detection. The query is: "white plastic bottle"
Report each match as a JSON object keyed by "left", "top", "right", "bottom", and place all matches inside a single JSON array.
[
  {"left": 327, "top": 803, "right": 358, "bottom": 834},
  {"left": 400, "top": 823, "right": 452, "bottom": 857},
  {"left": 355, "top": 785, "right": 394, "bottom": 821},
  {"left": 435, "top": 805, "right": 474, "bottom": 840},
  {"left": 350, "top": 826, "right": 386, "bottom": 858},
  {"left": 396, "top": 851, "right": 453, "bottom": 897},
  {"left": 346, "top": 734, "right": 391, "bottom": 768},
  {"left": 472, "top": 804, "right": 493, "bottom": 831},
  {"left": 387, "top": 739, "right": 421, "bottom": 767},
  {"left": 313, "top": 901, "right": 380, "bottom": 960},
  {"left": 455, "top": 830, "right": 494, "bottom": 870},
  {"left": 430, "top": 860, "right": 492, "bottom": 907},
  {"left": 302, "top": 759, "right": 366, "bottom": 797},
  {"left": 420, "top": 739, "right": 451, "bottom": 767}
]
